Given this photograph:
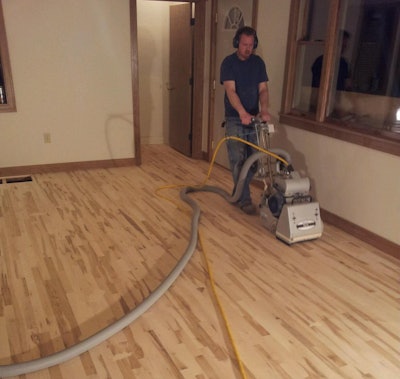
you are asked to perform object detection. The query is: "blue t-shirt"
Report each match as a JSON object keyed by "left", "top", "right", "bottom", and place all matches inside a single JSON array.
[{"left": 220, "top": 53, "right": 268, "bottom": 117}]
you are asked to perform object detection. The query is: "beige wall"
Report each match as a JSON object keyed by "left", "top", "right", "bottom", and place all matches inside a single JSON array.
[
  {"left": 1, "top": 0, "right": 133, "bottom": 167},
  {"left": 256, "top": 0, "right": 400, "bottom": 245}
]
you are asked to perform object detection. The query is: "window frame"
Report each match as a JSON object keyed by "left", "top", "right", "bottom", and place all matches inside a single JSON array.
[
  {"left": 279, "top": 0, "right": 400, "bottom": 157},
  {"left": 0, "top": 0, "right": 16, "bottom": 112}
]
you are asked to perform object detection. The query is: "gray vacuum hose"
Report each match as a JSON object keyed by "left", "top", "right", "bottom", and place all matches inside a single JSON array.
[
  {"left": 0, "top": 194, "right": 201, "bottom": 377},
  {"left": 187, "top": 150, "right": 290, "bottom": 202},
  {"left": 0, "top": 148, "right": 287, "bottom": 377}
]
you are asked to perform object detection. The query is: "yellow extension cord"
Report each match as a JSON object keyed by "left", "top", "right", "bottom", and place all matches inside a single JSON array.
[{"left": 156, "top": 136, "right": 289, "bottom": 379}]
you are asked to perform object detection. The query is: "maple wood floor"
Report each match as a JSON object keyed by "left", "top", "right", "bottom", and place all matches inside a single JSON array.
[{"left": 0, "top": 144, "right": 399, "bottom": 379}]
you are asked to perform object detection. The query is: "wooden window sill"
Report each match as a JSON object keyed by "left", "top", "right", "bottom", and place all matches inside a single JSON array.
[{"left": 279, "top": 113, "right": 400, "bottom": 157}]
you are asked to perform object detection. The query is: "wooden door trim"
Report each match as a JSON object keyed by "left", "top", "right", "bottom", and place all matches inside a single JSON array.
[
  {"left": 130, "top": 0, "right": 141, "bottom": 165},
  {"left": 206, "top": 0, "right": 217, "bottom": 162},
  {"left": 191, "top": 0, "right": 206, "bottom": 159}
]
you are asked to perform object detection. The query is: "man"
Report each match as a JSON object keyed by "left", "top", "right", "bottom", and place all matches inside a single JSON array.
[
  {"left": 310, "top": 30, "right": 352, "bottom": 113},
  {"left": 311, "top": 30, "right": 351, "bottom": 91},
  {"left": 220, "top": 26, "right": 271, "bottom": 215}
]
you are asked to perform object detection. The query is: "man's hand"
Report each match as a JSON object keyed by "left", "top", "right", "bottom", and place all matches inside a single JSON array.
[
  {"left": 239, "top": 112, "right": 254, "bottom": 125},
  {"left": 259, "top": 110, "right": 271, "bottom": 122}
]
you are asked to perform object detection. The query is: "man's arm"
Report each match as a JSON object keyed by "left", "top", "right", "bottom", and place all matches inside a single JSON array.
[
  {"left": 223, "top": 80, "right": 254, "bottom": 125},
  {"left": 258, "top": 81, "right": 271, "bottom": 122}
]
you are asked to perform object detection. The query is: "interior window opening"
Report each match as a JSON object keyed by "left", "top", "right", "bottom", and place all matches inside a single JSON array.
[{"left": 280, "top": 0, "right": 400, "bottom": 156}]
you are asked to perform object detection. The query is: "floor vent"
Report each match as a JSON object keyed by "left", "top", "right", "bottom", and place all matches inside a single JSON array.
[{"left": 1, "top": 176, "right": 33, "bottom": 184}]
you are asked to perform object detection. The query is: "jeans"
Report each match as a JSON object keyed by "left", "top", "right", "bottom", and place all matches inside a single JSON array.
[{"left": 225, "top": 117, "right": 258, "bottom": 205}]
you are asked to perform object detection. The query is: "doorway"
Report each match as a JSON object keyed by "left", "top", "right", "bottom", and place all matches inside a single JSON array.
[
  {"left": 168, "top": 0, "right": 206, "bottom": 159},
  {"left": 169, "top": 3, "right": 193, "bottom": 156},
  {"left": 134, "top": 0, "right": 206, "bottom": 163}
]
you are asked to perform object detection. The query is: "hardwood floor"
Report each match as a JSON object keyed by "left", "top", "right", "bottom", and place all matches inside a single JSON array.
[{"left": 0, "top": 144, "right": 399, "bottom": 379}]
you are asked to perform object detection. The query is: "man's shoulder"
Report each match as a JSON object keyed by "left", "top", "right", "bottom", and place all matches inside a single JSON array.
[
  {"left": 312, "top": 55, "right": 323, "bottom": 67},
  {"left": 250, "top": 53, "right": 263, "bottom": 60},
  {"left": 222, "top": 52, "right": 237, "bottom": 64},
  {"left": 252, "top": 54, "right": 266, "bottom": 64}
]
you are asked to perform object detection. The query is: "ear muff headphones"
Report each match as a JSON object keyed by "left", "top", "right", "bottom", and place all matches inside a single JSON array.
[{"left": 232, "top": 26, "right": 258, "bottom": 49}]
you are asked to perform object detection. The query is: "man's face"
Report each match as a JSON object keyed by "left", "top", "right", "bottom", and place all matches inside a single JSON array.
[{"left": 237, "top": 34, "right": 255, "bottom": 60}]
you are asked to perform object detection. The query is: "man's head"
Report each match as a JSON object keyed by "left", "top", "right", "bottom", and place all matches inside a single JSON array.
[{"left": 233, "top": 26, "right": 258, "bottom": 60}]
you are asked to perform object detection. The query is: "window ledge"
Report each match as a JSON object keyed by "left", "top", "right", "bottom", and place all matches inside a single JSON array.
[
  {"left": 279, "top": 114, "right": 400, "bottom": 157},
  {"left": 0, "top": 103, "right": 17, "bottom": 112}
]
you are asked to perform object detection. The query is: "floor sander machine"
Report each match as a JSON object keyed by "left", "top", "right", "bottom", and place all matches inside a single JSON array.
[
  {"left": 186, "top": 118, "right": 323, "bottom": 245},
  {"left": 253, "top": 120, "right": 323, "bottom": 244}
]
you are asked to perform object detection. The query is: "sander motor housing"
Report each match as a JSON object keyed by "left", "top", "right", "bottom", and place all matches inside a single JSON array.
[{"left": 259, "top": 170, "right": 323, "bottom": 244}]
